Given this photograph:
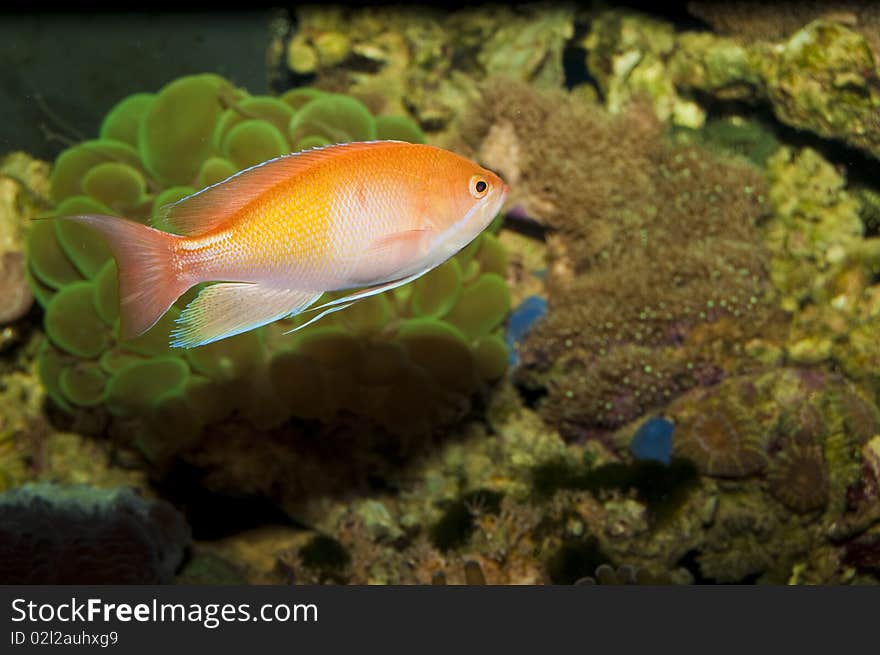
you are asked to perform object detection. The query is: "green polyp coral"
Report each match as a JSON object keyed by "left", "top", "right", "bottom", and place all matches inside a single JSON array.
[{"left": 26, "top": 72, "right": 500, "bottom": 470}]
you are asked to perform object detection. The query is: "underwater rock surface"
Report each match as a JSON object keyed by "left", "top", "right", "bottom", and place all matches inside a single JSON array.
[
  {"left": 0, "top": 153, "right": 48, "bottom": 333},
  {"left": 0, "top": 483, "right": 189, "bottom": 584},
  {"left": 586, "top": 8, "right": 880, "bottom": 160},
  {"left": 275, "top": 6, "right": 574, "bottom": 137}
]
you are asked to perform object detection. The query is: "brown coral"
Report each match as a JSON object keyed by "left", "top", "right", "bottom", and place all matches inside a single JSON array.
[
  {"left": 776, "top": 396, "right": 827, "bottom": 447},
  {"left": 672, "top": 395, "right": 769, "bottom": 477},
  {"left": 766, "top": 443, "right": 829, "bottom": 514},
  {"left": 454, "top": 80, "right": 777, "bottom": 437},
  {"left": 833, "top": 385, "right": 880, "bottom": 446}
]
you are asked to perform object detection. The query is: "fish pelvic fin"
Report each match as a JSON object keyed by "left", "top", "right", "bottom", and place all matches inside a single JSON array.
[
  {"left": 171, "top": 283, "right": 321, "bottom": 348},
  {"left": 62, "top": 214, "right": 189, "bottom": 340}
]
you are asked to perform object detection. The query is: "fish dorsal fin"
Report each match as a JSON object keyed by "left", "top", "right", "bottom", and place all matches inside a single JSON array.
[{"left": 153, "top": 140, "right": 408, "bottom": 236}]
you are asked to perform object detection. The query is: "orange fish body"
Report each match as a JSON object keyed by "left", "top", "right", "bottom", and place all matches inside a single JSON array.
[{"left": 65, "top": 141, "right": 508, "bottom": 347}]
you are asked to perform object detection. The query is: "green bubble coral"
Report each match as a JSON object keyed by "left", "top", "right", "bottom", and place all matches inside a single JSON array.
[
  {"left": 105, "top": 357, "right": 190, "bottom": 417},
  {"left": 375, "top": 115, "right": 428, "bottom": 143},
  {"left": 59, "top": 362, "right": 108, "bottom": 408},
  {"left": 288, "top": 94, "right": 377, "bottom": 144},
  {"left": 411, "top": 258, "right": 463, "bottom": 318},
  {"left": 197, "top": 157, "right": 237, "bottom": 188},
  {"left": 81, "top": 162, "right": 147, "bottom": 212},
  {"left": 138, "top": 73, "right": 242, "bottom": 186},
  {"left": 27, "top": 72, "right": 506, "bottom": 474},
  {"left": 212, "top": 96, "right": 295, "bottom": 151},
  {"left": 27, "top": 220, "right": 83, "bottom": 291},
  {"left": 99, "top": 93, "right": 155, "bottom": 147},
  {"left": 45, "top": 281, "right": 110, "bottom": 359},
  {"left": 280, "top": 87, "right": 326, "bottom": 111},
  {"left": 49, "top": 140, "right": 143, "bottom": 204},
  {"left": 222, "top": 119, "right": 289, "bottom": 170}
]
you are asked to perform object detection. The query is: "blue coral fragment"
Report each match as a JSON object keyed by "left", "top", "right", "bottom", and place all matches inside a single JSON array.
[
  {"left": 506, "top": 295, "right": 547, "bottom": 366},
  {"left": 629, "top": 416, "right": 675, "bottom": 465}
]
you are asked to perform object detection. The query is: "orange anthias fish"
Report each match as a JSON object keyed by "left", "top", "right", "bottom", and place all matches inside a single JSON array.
[{"left": 63, "top": 140, "right": 508, "bottom": 348}]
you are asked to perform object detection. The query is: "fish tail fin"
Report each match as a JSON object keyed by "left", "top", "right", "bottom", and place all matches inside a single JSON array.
[{"left": 63, "top": 214, "right": 190, "bottom": 339}]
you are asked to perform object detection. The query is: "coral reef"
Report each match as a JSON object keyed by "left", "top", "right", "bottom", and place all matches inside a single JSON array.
[
  {"left": 276, "top": 6, "right": 574, "bottom": 137},
  {"left": 0, "top": 483, "right": 189, "bottom": 584},
  {"left": 759, "top": 144, "right": 880, "bottom": 402},
  {"left": 574, "top": 563, "right": 679, "bottom": 585},
  {"left": 583, "top": 8, "right": 880, "bottom": 160},
  {"left": 173, "top": 365, "right": 880, "bottom": 585},
  {"left": 4, "top": 6, "right": 880, "bottom": 588},
  {"left": 453, "top": 79, "right": 775, "bottom": 437},
  {"left": 667, "top": 367, "right": 876, "bottom": 511},
  {"left": 762, "top": 146, "right": 864, "bottom": 313}
]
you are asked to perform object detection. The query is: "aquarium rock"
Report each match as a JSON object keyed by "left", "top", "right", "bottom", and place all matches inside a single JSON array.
[
  {"left": 0, "top": 483, "right": 190, "bottom": 584},
  {"left": 584, "top": 9, "right": 880, "bottom": 160}
]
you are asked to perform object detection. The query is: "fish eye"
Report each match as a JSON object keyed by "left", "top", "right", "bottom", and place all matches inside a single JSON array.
[{"left": 470, "top": 176, "right": 489, "bottom": 198}]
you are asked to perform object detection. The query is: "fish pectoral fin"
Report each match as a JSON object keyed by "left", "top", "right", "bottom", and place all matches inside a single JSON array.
[
  {"left": 170, "top": 283, "right": 321, "bottom": 348},
  {"left": 352, "top": 229, "right": 434, "bottom": 284},
  {"left": 366, "top": 229, "right": 432, "bottom": 255}
]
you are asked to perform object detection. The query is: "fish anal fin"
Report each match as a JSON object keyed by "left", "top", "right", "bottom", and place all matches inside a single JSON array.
[{"left": 170, "top": 283, "right": 321, "bottom": 348}]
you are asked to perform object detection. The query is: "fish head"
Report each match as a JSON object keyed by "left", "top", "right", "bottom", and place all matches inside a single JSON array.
[{"left": 420, "top": 151, "right": 509, "bottom": 262}]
